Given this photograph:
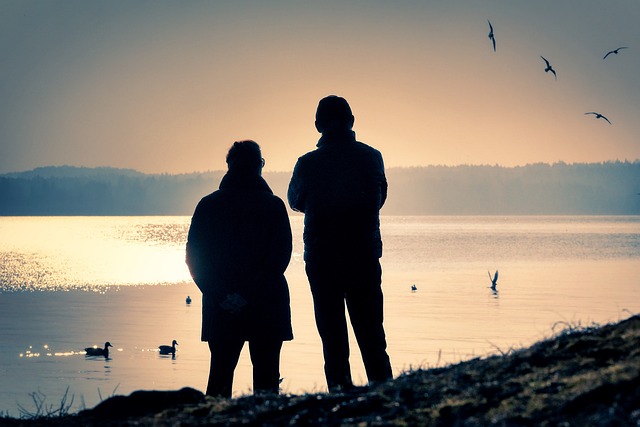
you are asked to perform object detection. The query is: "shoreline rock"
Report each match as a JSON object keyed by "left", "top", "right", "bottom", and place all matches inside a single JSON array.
[{"left": 4, "top": 315, "right": 639, "bottom": 426}]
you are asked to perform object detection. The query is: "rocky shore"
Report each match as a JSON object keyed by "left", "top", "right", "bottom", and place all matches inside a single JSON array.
[{"left": 3, "top": 315, "right": 639, "bottom": 426}]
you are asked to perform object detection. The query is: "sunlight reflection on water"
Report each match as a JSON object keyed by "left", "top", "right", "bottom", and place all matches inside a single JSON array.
[
  {"left": 1, "top": 215, "right": 639, "bottom": 292},
  {"left": 0, "top": 215, "right": 639, "bottom": 416},
  {"left": 19, "top": 345, "right": 83, "bottom": 358},
  {"left": 0, "top": 217, "right": 193, "bottom": 291}
]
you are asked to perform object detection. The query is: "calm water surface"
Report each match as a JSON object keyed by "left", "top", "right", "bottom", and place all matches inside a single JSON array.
[{"left": 0, "top": 215, "right": 639, "bottom": 416}]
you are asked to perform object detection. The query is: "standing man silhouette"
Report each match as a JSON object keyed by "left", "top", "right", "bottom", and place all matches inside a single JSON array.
[
  {"left": 187, "top": 140, "right": 293, "bottom": 398},
  {"left": 288, "top": 95, "right": 392, "bottom": 392}
]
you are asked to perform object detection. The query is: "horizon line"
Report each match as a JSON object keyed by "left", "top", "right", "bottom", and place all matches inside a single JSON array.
[{"left": 2, "top": 159, "right": 640, "bottom": 177}]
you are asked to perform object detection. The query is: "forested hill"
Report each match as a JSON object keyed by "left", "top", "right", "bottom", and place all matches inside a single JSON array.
[{"left": 0, "top": 162, "right": 639, "bottom": 215}]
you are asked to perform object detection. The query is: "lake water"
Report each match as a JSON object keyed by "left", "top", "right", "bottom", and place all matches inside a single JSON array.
[{"left": 0, "top": 215, "right": 639, "bottom": 416}]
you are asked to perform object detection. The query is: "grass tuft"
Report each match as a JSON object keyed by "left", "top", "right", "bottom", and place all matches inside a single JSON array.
[{"left": 16, "top": 386, "right": 74, "bottom": 419}]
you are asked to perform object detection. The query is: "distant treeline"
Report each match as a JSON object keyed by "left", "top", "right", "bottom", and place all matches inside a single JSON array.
[
  {"left": 384, "top": 161, "right": 640, "bottom": 215},
  {"left": 0, "top": 162, "right": 639, "bottom": 215}
]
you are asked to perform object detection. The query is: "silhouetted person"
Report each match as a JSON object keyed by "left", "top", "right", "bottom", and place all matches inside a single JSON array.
[
  {"left": 186, "top": 140, "right": 293, "bottom": 398},
  {"left": 288, "top": 95, "right": 392, "bottom": 392}
]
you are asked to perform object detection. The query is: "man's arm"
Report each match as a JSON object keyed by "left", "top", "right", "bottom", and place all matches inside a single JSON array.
[
  {"left": 378, "top": 152, "right": 388, "bottom": 208},
  {"left": 287, "top": 161, "right": 306, "bottom": 213}
]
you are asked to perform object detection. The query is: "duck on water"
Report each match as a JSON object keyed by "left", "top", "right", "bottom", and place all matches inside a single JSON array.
[
  {"left": 159, "top": 340, "right": 178, "bottom": 355},
  {"left": 85, "top": 341, "right": 112, "bottom": 357}
]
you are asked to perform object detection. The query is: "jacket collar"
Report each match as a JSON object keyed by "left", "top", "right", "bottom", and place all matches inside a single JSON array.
[
  {"left": 317, "top": 129, "right": 356, "bottom": 147},
  {"left": 219, "top": 172, "right": 273, "bottom": 194}
]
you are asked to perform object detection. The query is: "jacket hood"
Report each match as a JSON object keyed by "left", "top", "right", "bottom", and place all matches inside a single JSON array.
[{"left": 219, "top": 172, "right": 273, "bottom": 194}]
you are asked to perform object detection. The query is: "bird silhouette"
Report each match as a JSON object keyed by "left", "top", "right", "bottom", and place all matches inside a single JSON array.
[
  {"left": 603, "top": 46, "right": 628, "bottom": 60},
  {"left": 487, "top": 20, "right": 496, "bottom": 52},
  {"left": 85, "top": 341, "right": 112, "bottom": 357},
  {"left": 585, "top": 112, "right": 612, "bottom": 124},
  {"left": 540, "top": 56, "right": 557, "bottom": 80},
  {"left": 488, "top": 270, "right": 499, "bottom": 291},
  {"left": 159, "top": 340, "right": 178, "bottom": 355}
]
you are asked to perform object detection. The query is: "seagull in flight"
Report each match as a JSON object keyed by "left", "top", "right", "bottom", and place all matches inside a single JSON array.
[
  {"left": 487, "top": 20, "right": 496, "bottom": 52},
  {"left": 488, "top": 270, "right": 498, "bottom": 292},
  {"left": 603, "top": 46, "right": 628, "bottom": 60},
  {"left": 585, "top": 112, "right": 612, "bottom": 124},
  {"left": 540, "top": 56, "right": 557, "bottom": 80}
]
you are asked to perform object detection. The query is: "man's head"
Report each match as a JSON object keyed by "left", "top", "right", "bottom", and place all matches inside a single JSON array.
[
  {"left": 315, "top": 95, "right": 354, "bottom": 133},
  {"left": 226, "top": 140, "right": 264, "bottom": 175}
]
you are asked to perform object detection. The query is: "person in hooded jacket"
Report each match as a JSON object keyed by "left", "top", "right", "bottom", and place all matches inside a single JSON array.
[
  {"left": 288, "top": 95, "right": 392, "bottom": 392},
  {"left": 186, "top": 140, "right": 293, "bottom": 398}
]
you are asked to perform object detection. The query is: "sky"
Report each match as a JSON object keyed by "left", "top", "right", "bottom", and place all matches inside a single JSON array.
[{"left": 1, "top": 1, "right": 639, "bottom": 174}]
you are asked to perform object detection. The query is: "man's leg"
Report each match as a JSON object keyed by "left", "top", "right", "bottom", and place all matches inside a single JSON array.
[
  {"left": 248, "top": 339, "right": 283, "bottom": 395},
  {"left": 306, "top": 262, "right": 354, "bottom": 392},
  {"left": 345, "top": 258, "right": 393, "bottom": 384},
  {"left": 206, "top": 336, "right": 245, "bottom": 398}
]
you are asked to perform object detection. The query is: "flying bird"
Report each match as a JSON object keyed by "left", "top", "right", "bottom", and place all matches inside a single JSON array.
[
  {"left": 540, "top": 56, "right": 557, "bottom": 80},
  {"left": 487, "top": 20, "right": 496, "bottom": 52},
  {"left": 488, "top": 270, "right": 499, "bottom": 292},
  {"left": 85, "top": 341, "right": 112, "bottom": 357},
  {"left": 585, "top": 112, "right": 612, "bottom": 124},
  {"left": 603, "top": 46, "right": 628, "bottom": 60},
  {"left": 159, "top": 340, "right": 178, "bottom": 355}
]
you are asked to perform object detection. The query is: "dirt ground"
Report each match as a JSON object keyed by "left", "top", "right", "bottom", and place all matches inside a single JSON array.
[{"left": 4, "top": 315, "right": 639, "bottom": 426}]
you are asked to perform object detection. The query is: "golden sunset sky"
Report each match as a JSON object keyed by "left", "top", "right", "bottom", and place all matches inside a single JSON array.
[{"left": 1, "top": 1, "right": 639, "bottom": 174}]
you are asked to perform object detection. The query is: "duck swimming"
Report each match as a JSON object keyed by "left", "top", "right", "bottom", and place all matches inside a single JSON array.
[
  {"left": 85, "top": 342, "right": 112, "bottom": 357},
  {"left": 159, "top": 340, "right": 178, "bottom": 355}
]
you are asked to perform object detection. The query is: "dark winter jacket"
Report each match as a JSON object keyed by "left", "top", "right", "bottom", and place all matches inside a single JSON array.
[
  {"left": 186, "top": 172, "right": 293, "bottom": 342},
  {"left": 288, "top": 130, "right": 387, "bottom": 261}
]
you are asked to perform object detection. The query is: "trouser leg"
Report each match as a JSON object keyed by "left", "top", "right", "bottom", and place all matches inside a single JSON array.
[
  {"left": 306, "top": 263, "right": 353, "bottom": 391},
  {"left": 345, "top": 258, "right": 393, "bottom": 384},
  {"left": 248, "top": 339, "right": 283, "bottom": 395},
  {"left": 207, "top": 337, "right": 244, "bottom": 398}
]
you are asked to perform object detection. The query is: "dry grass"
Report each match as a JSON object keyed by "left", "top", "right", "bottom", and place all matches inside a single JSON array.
[{"left": 3, "top": 315, "right": 639, "bottom": 426}]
